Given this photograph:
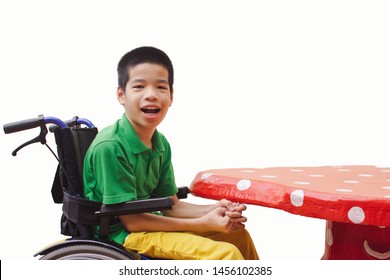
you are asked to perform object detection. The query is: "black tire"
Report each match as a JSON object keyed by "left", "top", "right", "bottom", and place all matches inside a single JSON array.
[{"left": 39, "top": 244, "right": 133, "bottom": 260}]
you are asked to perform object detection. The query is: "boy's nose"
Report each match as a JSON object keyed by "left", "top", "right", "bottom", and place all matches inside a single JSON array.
[{"left": 144, "top": 87, "right": 159, "bottom": 100}]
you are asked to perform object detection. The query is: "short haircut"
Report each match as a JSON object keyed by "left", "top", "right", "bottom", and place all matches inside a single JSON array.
[{"left": 117, "top": 46, "right": 174, "bottom": 91}]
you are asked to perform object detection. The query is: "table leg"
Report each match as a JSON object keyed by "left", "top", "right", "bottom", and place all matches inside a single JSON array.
[{"left": 321, "top": 221, "right": 390, "bottom": 260}]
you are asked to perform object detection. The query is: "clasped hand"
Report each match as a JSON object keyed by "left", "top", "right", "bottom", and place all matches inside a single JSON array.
[{"left": 206, "top": 199, "right": 247, "bottom": 233}]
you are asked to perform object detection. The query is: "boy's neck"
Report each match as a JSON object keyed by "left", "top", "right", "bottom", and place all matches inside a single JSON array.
[
  {"left": 140, "top": 134, "right": 153, "bottom": 149},
  {"left": 130, "top": 121, "right": 155, "bottom": 149}
]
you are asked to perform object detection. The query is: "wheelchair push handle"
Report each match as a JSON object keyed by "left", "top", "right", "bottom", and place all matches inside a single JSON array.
[
  {"left": 3, "top": 114, "right": 94, "bottom": 156},
  {"left": 3, "top": 115, "right": 68, "bottom": 134},
  {"left": 3, "top": 115, "right": 95, "bottom": 134},
  {"left": 4, "top": 115, "right": 43, "bottom": 134}
]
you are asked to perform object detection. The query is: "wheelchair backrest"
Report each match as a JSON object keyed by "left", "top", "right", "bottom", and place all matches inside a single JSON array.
[
  {"left": 52, "top": 127, "right": 98, "bottom": 200},
  {"left": 51, "top": 126, "right": 101, "bottom": 237}
]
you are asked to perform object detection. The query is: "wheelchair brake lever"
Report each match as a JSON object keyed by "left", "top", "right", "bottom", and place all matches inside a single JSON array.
[{"left": 11, "top": 123, "right": 48, "bottom": 156}]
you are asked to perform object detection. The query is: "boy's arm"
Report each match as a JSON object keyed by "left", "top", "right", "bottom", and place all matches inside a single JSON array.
[
  {"left": 118, "top": 207, "right": 230, "bottom": 233},
  {"left": 118, "top": 196, "right": 247, "bottom": 233},
  {"left": 164, "top": 195, "right": 247, "bottom": 220},
  {"left": 163, "top": 196, "right": 215, "bottom": 218}
]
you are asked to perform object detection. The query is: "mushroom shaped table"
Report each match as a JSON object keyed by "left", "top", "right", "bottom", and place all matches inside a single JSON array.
[{"left": 189, "top": 165, "right": 390, "bottom": 260}]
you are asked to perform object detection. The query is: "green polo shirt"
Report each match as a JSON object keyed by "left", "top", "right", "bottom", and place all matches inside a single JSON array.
[{"left": 83, "top": 114, "right": 178, "bottom": 244}]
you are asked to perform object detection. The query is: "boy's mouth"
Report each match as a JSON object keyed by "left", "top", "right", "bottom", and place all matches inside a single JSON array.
[{"left": 141, "top": 106, "right": 161, "bottom": 114}]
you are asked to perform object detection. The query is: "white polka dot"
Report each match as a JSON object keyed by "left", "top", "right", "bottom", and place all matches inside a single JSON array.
[
  {"left": 290, "top": 190, "right": 304, "bottom": 207},
  {"left": 344, "top": 180, "right": 360, "bottom": 184},
  {"left": 336, "top": 188, "right": 353, "bottom": 192},
  {"left": 294, "top": 181, "right": 310, "bottom": 185},
  {"left": 290, "top": 169, "right": 304, "bottom": 172},
  {"left": 348, "top": 206, "right": 365, "bottom": 224},
  {"left": 381, "top": 170, "right": 390, "bottom": 173},
  {"left": 385, "top": 195, "right": 390, "bottom": 199},
  {"left": 338, "top": 169, "right": 351, "bottom": 172},
  {"left": 201, "top": 173, "right": 213, "bottom": 180},
  {"left": 382, "top": 186, "right": 390, "bottom": 190},
  {"left": 309, "top": 174, "right": 324, "bottom": 177},
  {"left": 359, "top": 174, "right": 374, "bottom": 177},
  {"left": 261, "top": 175, "right": 277, "bottom": 178},
  {"left": 236, "top": 179, "right": 251, "bottom": 191}
]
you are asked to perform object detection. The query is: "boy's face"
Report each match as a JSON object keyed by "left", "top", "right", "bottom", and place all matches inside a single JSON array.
[{"left": 117, "top": 62, "right": 173, "bottom": 134}]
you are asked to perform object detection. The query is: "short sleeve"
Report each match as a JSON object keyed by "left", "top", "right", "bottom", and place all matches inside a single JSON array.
[{"left": 89, "top": 141, "right": 137, "bottom": 204}]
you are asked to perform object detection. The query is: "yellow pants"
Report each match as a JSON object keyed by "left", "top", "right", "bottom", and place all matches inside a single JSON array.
[{"left": 123, "top": 228, "right": 259, "bottom": 260}]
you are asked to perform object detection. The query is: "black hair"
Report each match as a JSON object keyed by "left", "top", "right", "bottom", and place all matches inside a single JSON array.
[{"left": 117, "top": 46, "right": 174, "bottom": 91}]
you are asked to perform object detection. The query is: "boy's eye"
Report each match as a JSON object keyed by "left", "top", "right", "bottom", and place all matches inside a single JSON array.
[
  {"left": 133, "top": 85, "right": 144, "bottom": 89},
  {"left": 158, "top": 85, "right": 169, "bottom": 90}
]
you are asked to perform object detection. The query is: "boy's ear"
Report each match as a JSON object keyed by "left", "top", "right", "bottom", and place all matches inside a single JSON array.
[
  {"left": 169, "top": 88, "right": 174, "bottom": 106},
  {"left": 117, "top": 86, "right": 125, "bottom": 105}
]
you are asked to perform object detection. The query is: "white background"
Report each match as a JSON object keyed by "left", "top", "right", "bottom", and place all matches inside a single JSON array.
[{"left": 1, "top": 0, "right": 389, "bottom": 262}]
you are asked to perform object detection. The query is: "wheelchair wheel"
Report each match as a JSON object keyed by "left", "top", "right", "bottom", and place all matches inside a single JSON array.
[{"left": 39, "top": 244, "right": 133, "bottom": 260}]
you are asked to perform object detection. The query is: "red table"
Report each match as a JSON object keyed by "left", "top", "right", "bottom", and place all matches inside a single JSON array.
[{"left": 190, "top": 165, "right": 390, "bottom": 260}]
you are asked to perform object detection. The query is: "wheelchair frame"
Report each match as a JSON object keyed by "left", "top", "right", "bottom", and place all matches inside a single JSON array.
[{"left": 4, "top": 114, "right": 189, "bottom": 260}]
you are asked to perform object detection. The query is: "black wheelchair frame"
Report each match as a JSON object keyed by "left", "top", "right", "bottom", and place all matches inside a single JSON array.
[{"left": 3, "top": 114, "right": 190, "bottom": 260}]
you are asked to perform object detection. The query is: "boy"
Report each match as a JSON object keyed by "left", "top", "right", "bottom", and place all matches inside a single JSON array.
[{"left": 83, "top": 46, "right": 259, "bottom": 260}]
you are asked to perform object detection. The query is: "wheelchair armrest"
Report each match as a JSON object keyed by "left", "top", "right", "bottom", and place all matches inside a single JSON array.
[
  {"left": 176, "top": 186, "right": 190, "bottom": 199},
  {"left": 95, "top": 197, "right": 174, "bottom": 217},
  {"left": 95, "top": 197, "right": 174, "bottom": 239},
  {"left": 96, "top": 187, "right": 190, "bottom": 217}
]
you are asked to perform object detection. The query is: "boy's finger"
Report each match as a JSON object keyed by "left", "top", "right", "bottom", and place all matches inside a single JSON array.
[
  {"left": 224, "top": 210, "right": 242, "bottom": 218},
  {"left": 230, "top": 216, "right": 247, "bottom": 223}
]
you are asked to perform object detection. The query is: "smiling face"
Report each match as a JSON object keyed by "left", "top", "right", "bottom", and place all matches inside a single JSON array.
[{"left": 117, "top": 62, "right": 173, "bottom": 144}]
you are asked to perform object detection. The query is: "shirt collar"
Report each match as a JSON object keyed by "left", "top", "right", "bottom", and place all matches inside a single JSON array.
[{"left": 120, "top": 113, "right": 165, "bottom": 154}]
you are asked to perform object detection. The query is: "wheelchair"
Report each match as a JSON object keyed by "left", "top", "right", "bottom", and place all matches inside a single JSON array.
[{"left": 3, "top": 114, "right": 190, "bottom": 260}]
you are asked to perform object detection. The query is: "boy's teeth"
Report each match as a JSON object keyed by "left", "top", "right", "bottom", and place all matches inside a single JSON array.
[{"left": 142, "top": 107, "right": 160, "bottom": 113}]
